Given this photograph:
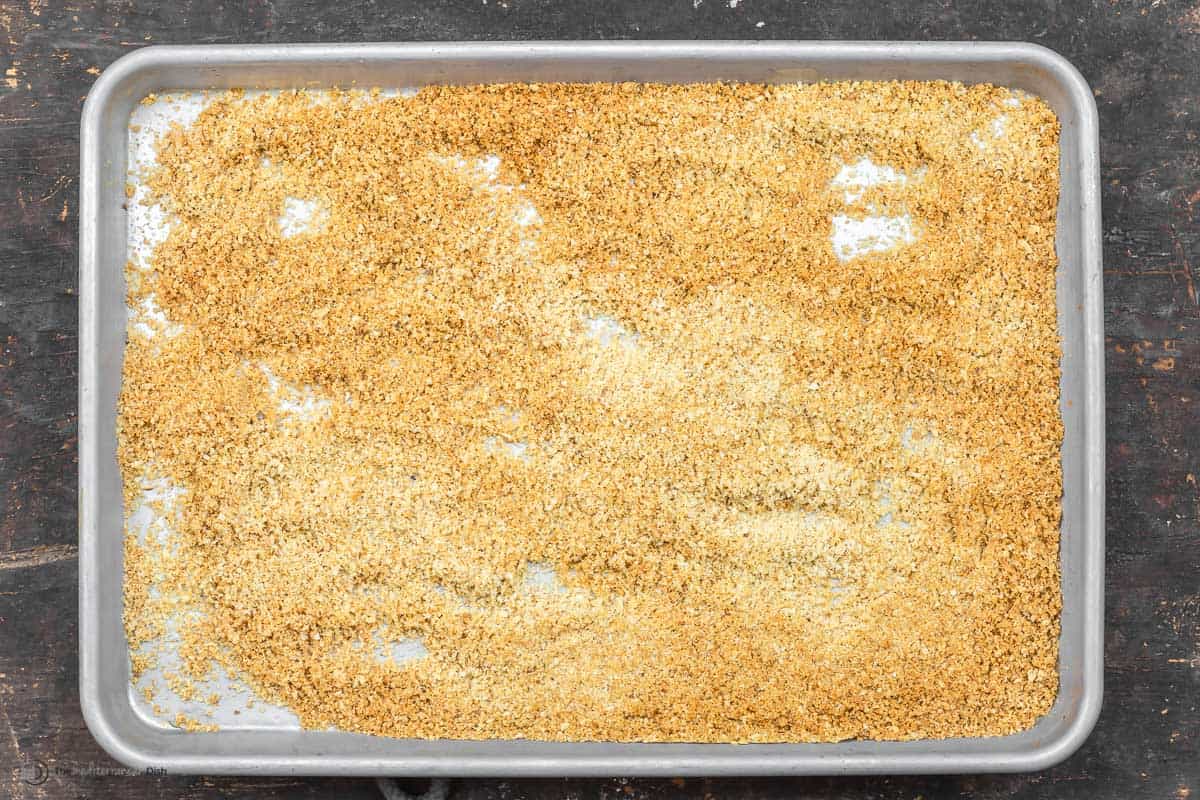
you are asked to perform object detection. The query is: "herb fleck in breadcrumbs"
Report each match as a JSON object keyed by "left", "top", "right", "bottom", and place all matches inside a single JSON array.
[{"left": 122, "top": 81, "right": 1062, "bottom": 743}]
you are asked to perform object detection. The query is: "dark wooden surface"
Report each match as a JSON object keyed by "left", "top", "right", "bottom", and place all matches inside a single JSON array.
[{"left": 1, "top": 1, "right": 1197, "bottom": 798}]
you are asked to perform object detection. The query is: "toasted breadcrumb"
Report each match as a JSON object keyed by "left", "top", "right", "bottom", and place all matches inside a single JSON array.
[
  {"left": 121, "top": 81, "right": 1062, "bottom": 743},
  {"left": 173, "top": 713, "right": 218, "bottom": 733}
]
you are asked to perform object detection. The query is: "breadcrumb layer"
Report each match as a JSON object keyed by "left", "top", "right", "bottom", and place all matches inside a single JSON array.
[{"left": 121, "top": 81, "right": 1062, "bottom": 743}]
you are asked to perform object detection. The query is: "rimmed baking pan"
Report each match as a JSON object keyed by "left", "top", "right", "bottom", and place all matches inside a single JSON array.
[{"left": 79, "top": 40, "right": 1103, "bottom": 776}]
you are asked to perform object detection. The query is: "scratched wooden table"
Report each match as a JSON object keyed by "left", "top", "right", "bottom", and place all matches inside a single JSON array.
[{"left": 2, "top": 2, "right": 1197, "bottom": 798}]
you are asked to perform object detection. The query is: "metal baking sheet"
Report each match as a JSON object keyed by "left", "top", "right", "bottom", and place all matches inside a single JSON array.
[{"left": 79, "top": 41, "right": 1104, "bottom": 776}]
